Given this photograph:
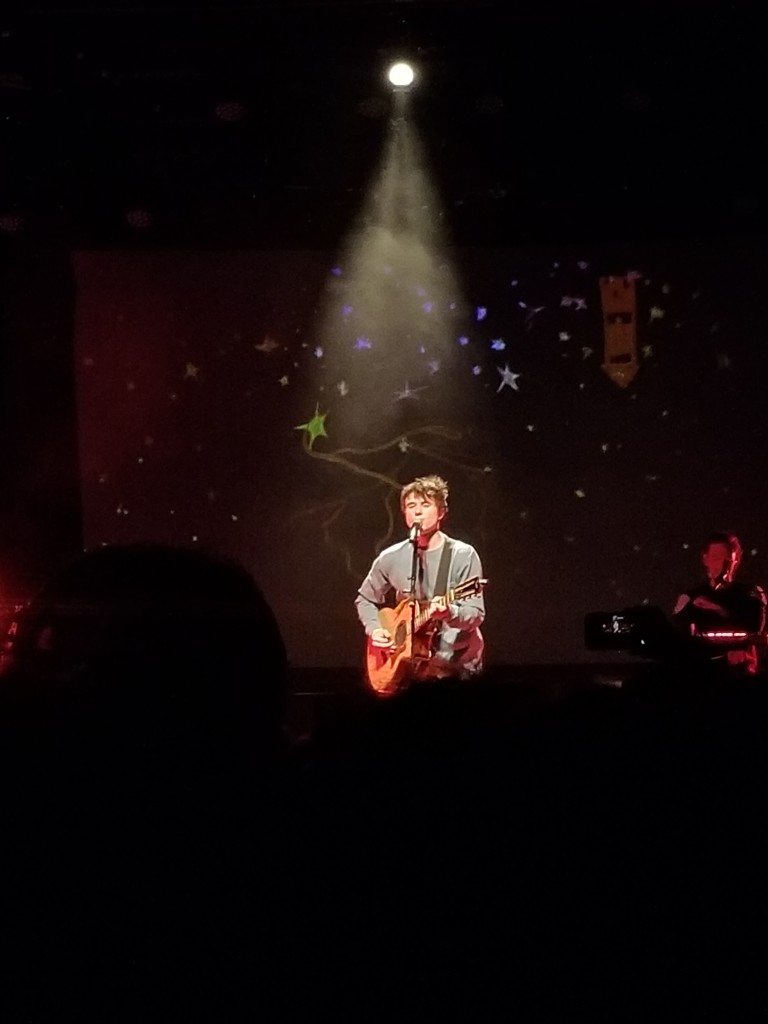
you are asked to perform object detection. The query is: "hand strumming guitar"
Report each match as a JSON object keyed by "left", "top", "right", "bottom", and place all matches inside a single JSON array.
[{"left": 370, "top": 627, "right": 395, "bottom": 650}]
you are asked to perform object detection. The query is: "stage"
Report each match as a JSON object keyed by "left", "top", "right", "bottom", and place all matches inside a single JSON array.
[{"left": 284, "top": 661, "right": 634, "bottom": 741}]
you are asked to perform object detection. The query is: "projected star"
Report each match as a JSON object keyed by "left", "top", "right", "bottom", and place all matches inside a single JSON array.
[
  {"left": 519, "top": 302, "right": 545, "bottom": 328},
  {"left": 278, "top": 375, "right": 289, "bottom": 386},
  {"left": 394, "top": 381, "right": 427, "bottom": 401},
  {"left": 649, "top": 306, "right": 665, "bottom": 321},
  {"left": 496, "top": 364, "right": 521, "bottom": 393},
  {"left": 255, "top": 337, "right": 279, "bottom": 353},
  {"left": 336, "top": 380, "right": 349, "bottom": 396},
  {"left": 295, "top": 404, "right": 328, "bottom": 449},
  {"left": 184, "top": 363, "right": 199, "bottom": 379}
]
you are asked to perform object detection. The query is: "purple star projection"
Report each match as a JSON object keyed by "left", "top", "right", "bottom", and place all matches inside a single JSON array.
[{"left": 72, "top": 244, "right": 768, "bottom": 667}]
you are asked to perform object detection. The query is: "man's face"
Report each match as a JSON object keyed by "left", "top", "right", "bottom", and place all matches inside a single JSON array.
[
  {"left": 703, "top": 542, "right": 733, "bottom": 581},
  {"left": 402, "top": 492, "right": 444, "bottom": 535}
]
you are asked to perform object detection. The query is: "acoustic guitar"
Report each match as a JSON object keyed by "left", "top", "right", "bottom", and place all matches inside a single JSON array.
[{"left": 365, "top": 576, "right": 487, "bottom": 696}]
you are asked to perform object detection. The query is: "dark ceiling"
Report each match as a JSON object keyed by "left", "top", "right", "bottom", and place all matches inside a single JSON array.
[{"left": 1, "top": 1, "right": 766, "bottom": 247}]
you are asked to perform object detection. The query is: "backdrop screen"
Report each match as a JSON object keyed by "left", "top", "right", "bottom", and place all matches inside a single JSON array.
[{"left": 72, "top": 243, "right": 768, "bottom": 667}]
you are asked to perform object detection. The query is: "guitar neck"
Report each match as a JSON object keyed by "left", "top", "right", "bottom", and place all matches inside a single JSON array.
[{"left": 402, "top": 577, "right": 483, "bottom": 637}]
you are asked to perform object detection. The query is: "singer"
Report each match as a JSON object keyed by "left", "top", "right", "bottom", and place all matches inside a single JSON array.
[
  {"left": 354, "top": 474, "right": 486, "bottom": 686},
  {"left": 672, "top": 532, "right": 767, "bottom": 675}
]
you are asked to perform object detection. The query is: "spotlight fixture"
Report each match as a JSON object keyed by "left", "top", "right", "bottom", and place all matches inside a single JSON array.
[{"left": 387, "top": 61, "right": 415, "bottom": 89}]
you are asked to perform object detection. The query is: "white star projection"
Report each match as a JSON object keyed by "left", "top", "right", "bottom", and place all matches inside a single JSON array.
[
  {"left": 184, "top": 363, "right": 199, "bottom": 379},
  {"left": 519, "top": 301, "right": 545, "bottom": 328},
  {"left": 394, "top": 381, "right": 427, "bottom": 401},
  {"left": 496, "top": 364, "right": 521, "bottom": 392}
]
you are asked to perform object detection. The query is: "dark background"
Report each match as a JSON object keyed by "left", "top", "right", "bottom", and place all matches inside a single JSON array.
[{"left": 2, "top": 1, "right": 767, "bottom": 668}]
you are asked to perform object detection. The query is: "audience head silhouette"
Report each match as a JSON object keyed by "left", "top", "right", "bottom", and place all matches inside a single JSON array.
[{"left": 1, "top": 543, "right": 287, "bottom": 750}]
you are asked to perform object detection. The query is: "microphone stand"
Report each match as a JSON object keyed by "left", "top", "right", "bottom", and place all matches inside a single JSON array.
[{"left": 408, "top": 523, "right": 421, "bottom": 668}]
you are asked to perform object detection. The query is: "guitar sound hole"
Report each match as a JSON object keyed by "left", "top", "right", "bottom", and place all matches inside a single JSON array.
[{"left": 394, "top": 623, "right": 407, "bottom": 647}]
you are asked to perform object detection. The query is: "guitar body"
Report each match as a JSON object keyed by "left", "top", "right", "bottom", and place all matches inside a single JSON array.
[
  {"left": 364, "top": 575, "right": 487, "bottom": 696},
  {"left": 366, "top": 599, "right": 438, "bottom": 696}
]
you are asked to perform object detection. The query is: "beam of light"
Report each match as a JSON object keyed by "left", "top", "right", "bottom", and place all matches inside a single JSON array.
[
  {"left": 312, "top": 87, "right": 474, "bottom": 441},
  {"left": 296, "top": 84, "right": 493, "bottom": 570}
]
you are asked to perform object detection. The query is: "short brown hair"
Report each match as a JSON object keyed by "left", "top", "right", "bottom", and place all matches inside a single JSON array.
[{"left": 400, "top": 474, "right": 449, "bottom": 512}]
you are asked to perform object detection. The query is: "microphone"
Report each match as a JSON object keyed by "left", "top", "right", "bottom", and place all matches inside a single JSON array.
[{"left": 409, "top": 521, "right": 422, "bottom": 542}]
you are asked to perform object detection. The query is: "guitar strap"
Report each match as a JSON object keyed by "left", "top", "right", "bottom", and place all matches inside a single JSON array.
[
  {"left": 434, "top": 537, "right": 453, "bottom": 598},
  {"left": 431, "top": 539, "right": 454, "bottom": 645}
]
